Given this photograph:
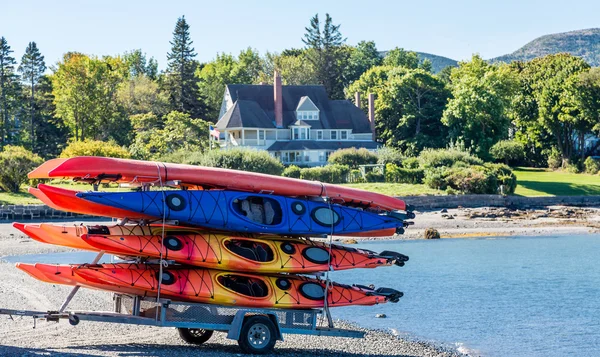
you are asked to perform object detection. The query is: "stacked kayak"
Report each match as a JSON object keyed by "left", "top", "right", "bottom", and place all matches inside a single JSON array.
[{"left": 15, "top": 156, "right": 413, "bottom": 310}]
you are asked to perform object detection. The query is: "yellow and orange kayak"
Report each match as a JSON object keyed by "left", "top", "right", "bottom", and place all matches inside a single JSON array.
[
  {"left": 13, "top": 223, "right": 408, "bottom": 273},
  {"left": 17, "top": 263, "right": 403, "bottom": 308}
]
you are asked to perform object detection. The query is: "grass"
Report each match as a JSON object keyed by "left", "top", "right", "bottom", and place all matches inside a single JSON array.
[
  {"left": 343, "top": 182, "right": 445, "bottom": 196},
  {"left": 0, "top": 181, "right": 126, "bottom": 205},
  {"left": 513, "top": 167, "right": 600, "bottom": 196}
]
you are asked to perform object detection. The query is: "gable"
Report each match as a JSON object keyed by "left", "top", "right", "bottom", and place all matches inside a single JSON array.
[{"left": 296, "top": 96, "right": 319, "bottom": 112}]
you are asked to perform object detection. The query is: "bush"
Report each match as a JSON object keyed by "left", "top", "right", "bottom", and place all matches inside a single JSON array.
[
  {"left": 402, "top": 157, "right": 420, "bottom": 169},
  {"left": 418, "top": 148, "right": 483, "bottom": 169},
  {"left": 347, "top": 169, "right": 366, "bottom": 183},
  {"left": 376, "top": 146, "right": 404, "bottom": 167},
  {"left": 365, "top": 171, "right": 385, "bottom": 183},
  {"left": 423, "top": 167, "right": 449, "bottom": 190},
  {"left": 444, "top": 166, "right": 498, "bottom": 194},
  {"left": 60, "top": 139, "right": 131, "bottom": 159},
  {"left": 0, "top": 146, "right": 43, "bottom": 193},
  {"left": 299, "top": 164, "right": 350, "bottom": 184},
  {"left": 184, "top": 148, "right": 284, "bottom": 176},
  {"left": 547, "top": 148, "right": 562, "bottom": 169},
  {"left": 385, "top": 163, "right": 425, "bottom": 184},
  {"left": 490, "top": 140, "right": 525, "bottom": 166},
  {"left": 328, "top": 148, "right": 378, "bottom": 169},
  {"left": 484, "top": 163, "right": 517, "bottom": 195},
  {"left": 565, "top": 162, "right": 581, "bottom": 174},
  {"left": 282, "top": 165, "right": 301, "bottom": 178},
  {"left": 584, "top": 157, "right": 600, "bottom": 174}
]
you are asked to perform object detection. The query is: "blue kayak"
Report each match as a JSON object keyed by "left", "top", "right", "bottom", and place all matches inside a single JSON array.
[{"left": 76, "top": 190, "right": 407, "bottom": 236}]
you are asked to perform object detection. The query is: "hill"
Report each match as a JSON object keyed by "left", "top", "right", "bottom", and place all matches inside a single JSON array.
[
  {"left": 491, "top": 28, "right": 600, "bottom": 66},
  {"left": 379, "top": 50, "right": 458, "bottom": 73}
]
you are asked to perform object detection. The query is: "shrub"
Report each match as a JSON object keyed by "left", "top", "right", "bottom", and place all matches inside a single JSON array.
[
  {"left": 565, "top": 162, "right": 581, "bottom": 174},
  {"left": 347, "top": 169, "right": 366, "bottom": 183},
  {"left": 490, "top": 140, "right": 525, "bottom": 166},
  {"left": 0, "top": 146, "right": 43, "bottom": 193},
  {"left": 423, "top": 167, "right": 449, "bottom": 190},
  {"left": 299, "top": 164, "right": 350, "bottom": 184},
  {"left": 418, "top": 148, "right": 483, "bottom": 169},
  {"left": 365, "top": 171, "right": 385, "bottom": 182},
  {"left": 282, "top": 165, "right": 301, "bottom": 178},
  {"left": 402, "top": 157, "right": 420, "bottom": 169},
  {"left": 547, "top": 148, "right": 562, "bottom": 169},
  {"left": 183, "top": 148, "right": 284, "bottom": 176},
  {"left": 424, "top": 228, "right": 440, "bottom": 239},
  {"left": 584, "top": 157, "right": 600, "bottom": 174},
  {"left": 385, "top": 163, "right": 425, "bottom": 184},
  {"left": 328, "top": 147, "right": 378, "bottom": 168},
  {"left": 376, "top": 146, "right": 404, "bottom": 166},
  {"left": 444, "top": 166, "right": 498, "bottom": 194},
  {"left": 60, "top": 139, "right": 131, "bottom": 159},
  {"left": 484, "top": 163, "right": 517, "bottom": 194}
]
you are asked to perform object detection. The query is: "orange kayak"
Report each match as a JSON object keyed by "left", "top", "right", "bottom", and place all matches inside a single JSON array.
[
  {"left": 13, "top": 223, "right": 408, "bottom": 273},
  {"left": 24, "top": 263, "right": 400, "bottom": 308},
  {"left": 29, "top": 156, "right": 409, "bottom": 212}
]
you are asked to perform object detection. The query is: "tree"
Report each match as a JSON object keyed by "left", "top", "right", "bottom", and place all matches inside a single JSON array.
[
  {"left": 0, "top": 37, "right": 20, "bottom": 146},
  {"left": 0, "top": 145, "right": 42, "bottom": 193},
  {"left": 442, "top": 55, "right": 518, "bottom": 159},
  {"left": 117, "top": 75, "right": 169, "bottom": 117},
  {"left": 123, "top": 49, "right": 158, "bottom": 79},
  {"left": 197, "top": 48, "right": 263, "bottom": 120},
  {"left": 164, "top": 16, "right": 204, "bottom": 117},
  {"left": 18, "top": 42, "right": 46, "bottom": 151},
  {"left": 382, "top": 48, "right": 420, "bottom": 69},
  {"left": 344, "top": 41, "right": 382, "bottom": 85},
  {"left": 518, "top": 54, "right": 592, "bottom": 165},
  {"left": 256, "top": 51, "right": 317, "bottom": 85},
  {"left": 52, "top": 53, "right": 128, "bottom": 143},
  {"left": 32, "top": 76, "right": 69, "bottom": 158},
  {"left": 302, "top": 13, "right": 347, "bottom": 99}
]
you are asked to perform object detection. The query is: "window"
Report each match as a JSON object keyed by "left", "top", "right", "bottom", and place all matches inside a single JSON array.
[
  {"left": 317, "top": 130, "right": 323, "bottom": 140},
  {"left": 303, "top": 112, "right": 308, "bottom": 120},
  {"left": 259, "top": 130, "right": 265, "bottom": 140},
  {"left": 300, "top": 128, "right": 307, "bottom": 140},
  {"left": 331, "top": 130, "right": 337, "bottom": 140},
  {"left": 292, "top": 127, "right": 299, "bottom": 140},
  {"left": 318, "top": 151, "right": 326, "bottom": 162},
  {"left": 340, "top": 130, "right": 348, "bottom": 140},
  {"left": 297, "top": 112, "right": 302, "bottom": 120}
]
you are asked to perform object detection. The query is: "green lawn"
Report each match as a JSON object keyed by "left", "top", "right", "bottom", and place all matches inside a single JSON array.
[
  {"left": 0, "top": 181, "right": 126, "bottom": 205},
  {"left": 343, "top": 182, "right": 445, "bottom": 196},
  {"left": 513, "top": 167, "right": 600, "bottom": 196}
]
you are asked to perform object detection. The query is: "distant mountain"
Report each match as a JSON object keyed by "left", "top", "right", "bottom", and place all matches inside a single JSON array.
[
  {"left": 379, "top": 50, "right": 458, "bottom": 73},
  {"left": 491, "top": 28, "right": 600, "bottom": 66}
]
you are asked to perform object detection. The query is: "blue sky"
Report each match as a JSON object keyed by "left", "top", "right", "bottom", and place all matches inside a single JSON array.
[{"left": 2, "top": 0, "right": 599, "bottom": 70}]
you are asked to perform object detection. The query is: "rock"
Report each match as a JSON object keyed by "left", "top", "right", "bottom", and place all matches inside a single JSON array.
[
  {"left": 344, "top": 239, "right": 358, "bottom": 244},
  {"left": 424, "top": 228, "right": 440, "bottom": 239},
  {"left": 375, "top": 313, "right": 387, "bottom": 318},
  {"left": 440, "top": 208, "right": 448, "bottom": 213}
]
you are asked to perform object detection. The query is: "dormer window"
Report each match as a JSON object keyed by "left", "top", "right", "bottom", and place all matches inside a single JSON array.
[
  {"left": 296, "top": 96, "right": 320, "bottom": 121},
  {"left": 292, "top": 126, "right": 310, "bottom": 140}
]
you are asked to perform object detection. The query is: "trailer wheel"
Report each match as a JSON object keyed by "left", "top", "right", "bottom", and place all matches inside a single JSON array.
[
  {"left": 177, "top": 328, "right": 214, "bottom": 345},
  {"left": 68, "top": 315, "right": 80, "bottom": 326},
  {"left": 238, "top": 315, "right": 277, "bottom": 354}
]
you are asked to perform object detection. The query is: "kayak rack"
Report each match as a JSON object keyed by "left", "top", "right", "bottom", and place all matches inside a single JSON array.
[{"left": 0, "top": 293, "right": 364, "bottom": 354}]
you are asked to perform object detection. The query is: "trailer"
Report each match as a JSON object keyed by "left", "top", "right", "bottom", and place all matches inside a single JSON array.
[{"left": 0, "top": 293, "right": 364, "bottom": 354}]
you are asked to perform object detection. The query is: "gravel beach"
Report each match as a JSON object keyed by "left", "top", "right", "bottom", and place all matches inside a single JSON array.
[{"left": 0, "top": 221, "right": 464, "bottom": 357}]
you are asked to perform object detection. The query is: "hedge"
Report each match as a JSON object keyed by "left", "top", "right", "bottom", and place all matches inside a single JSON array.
[
  {"left": 299, "top": 164, "right": 350, "bottom": 184},
  {"left": 328, "top": 148, "right": 378, "bottom": 168},
  {"left": 183, "top": 148, "right": 284, "bottom": 176},
  {"left": 418, "top": 148, "right": 483, "bottom": 168},
  {"left": 385, "top": 163, "right": 424, "bottom": 184}
]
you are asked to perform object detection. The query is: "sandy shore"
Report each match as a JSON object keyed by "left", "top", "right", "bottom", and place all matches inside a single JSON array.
[{"left": 0, "top": 221, "right": 463, "bottom": 357}]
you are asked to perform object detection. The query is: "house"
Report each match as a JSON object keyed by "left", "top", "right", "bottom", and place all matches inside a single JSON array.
[{"left": 214, "top": 71, "right": 379, "bottom": 166}]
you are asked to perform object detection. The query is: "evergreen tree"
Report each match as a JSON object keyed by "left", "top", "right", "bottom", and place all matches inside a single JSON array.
[
  {"left": 33, "top": 76, "right": 69, "bottom": 158},
  {"left": 165, "top": 16, "right": 204, "bottom": 117},
  {"left": 0, "top": 37, "right": 20, "bottom": 146},
  {"left": 302, "top": 13, "right": 347, "bottom": 99},
  {"left": 18, "top": 42, "right": 46, "bottom": 151},
  {"left": 123, "top": 49, "right": 158, "bottom": 79}
]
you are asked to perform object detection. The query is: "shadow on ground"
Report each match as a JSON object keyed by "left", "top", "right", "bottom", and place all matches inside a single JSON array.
[
  {"left": 63, "top": 342, "right": 424, "bottom": 357},
  {"left": 0, "top": 346, "right": 98, "bottom": 356},
  {"left": 516, "top": 180, "right": 600, "bottom": 196}
]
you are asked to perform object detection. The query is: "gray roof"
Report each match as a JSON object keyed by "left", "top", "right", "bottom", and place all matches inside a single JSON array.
[
  {"left": 267, "top": 140, "right": 380, "bottom": 151},
  {"left": 296, "top": 96, "right": 319, "bottom": 111},
  {"left": 216, "top": 84, "right": 372, "bottom": 133},
  {"left": 290, "top": 120, "right": 311, "bottom": 127}
]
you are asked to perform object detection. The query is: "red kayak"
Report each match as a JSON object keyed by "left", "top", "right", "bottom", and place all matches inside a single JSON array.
[{"left": 29, "top": 157, "right": 409, "bottom": 212}]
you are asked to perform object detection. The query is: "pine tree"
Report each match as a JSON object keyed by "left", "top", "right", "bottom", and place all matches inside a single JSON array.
[
  {"left": 0, "top": 37, "right": 19, "bottom": 146},
  {"left": 302, "top": 14, "right": 347, "bottom": 99},
  {"left": 18, "top": 42, "right": 46, "bottom": 151},
  {"left": 165, "top": 16, "right": 204, "bottom": 117}
]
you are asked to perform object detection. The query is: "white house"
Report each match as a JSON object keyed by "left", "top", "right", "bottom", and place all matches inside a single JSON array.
[{"left": 214, "top": 71, "right": 379, "bottom": 166}]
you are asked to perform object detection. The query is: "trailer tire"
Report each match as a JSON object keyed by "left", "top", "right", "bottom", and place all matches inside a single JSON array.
[
  {"left": 178, "top": 328, "right": 214, "bottom": 345},
  {"left": 238, "top": 315, "right": 277, "bottom": 354},
  {"left": 68, "top": 315, "right": 80, "bottom": 326}
]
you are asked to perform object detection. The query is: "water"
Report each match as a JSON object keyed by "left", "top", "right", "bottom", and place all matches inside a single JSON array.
[
  {"left": 330, "top": 235, "right": 600, "bottom": 356},
  {"left": 3, "top": 235, "right": 599, "bottom": 356}
]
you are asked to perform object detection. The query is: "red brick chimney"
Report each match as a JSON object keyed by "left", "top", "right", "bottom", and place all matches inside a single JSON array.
[
  {"left": 355, "top": 92, "right": 361, "bottom": 109},
  {"left": 274, "top": 70, "right": 283, "bottom": 128},
  {"left": 368, "top": 93, "right": 376, "bottom": 141}
]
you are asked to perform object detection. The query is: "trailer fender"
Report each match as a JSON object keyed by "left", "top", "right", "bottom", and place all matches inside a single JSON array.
[{"left": 227, "top": 311, "right": 283, "bottom": 342}]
